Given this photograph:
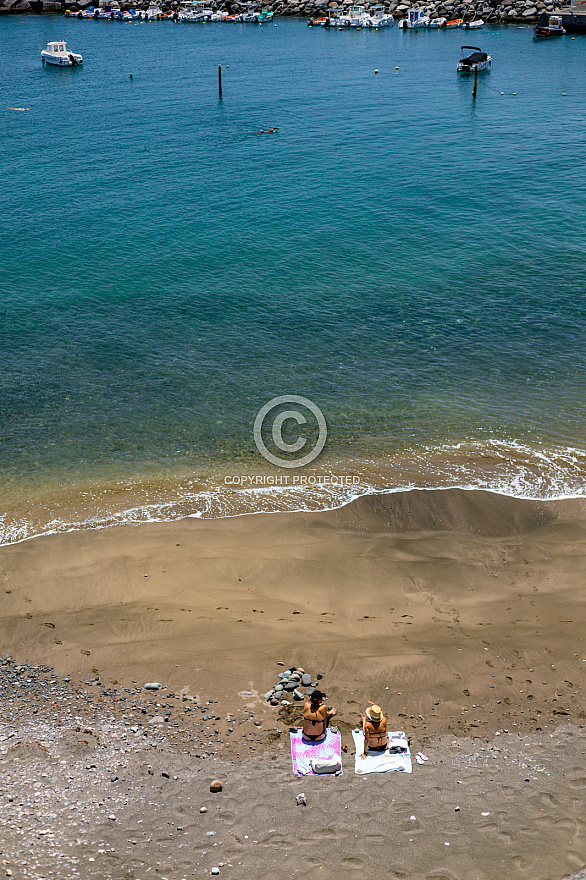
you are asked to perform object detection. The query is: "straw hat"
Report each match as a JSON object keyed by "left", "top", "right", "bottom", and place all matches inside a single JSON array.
[{"left": 366, "top": 704, "right": 383, "bottom": 722}]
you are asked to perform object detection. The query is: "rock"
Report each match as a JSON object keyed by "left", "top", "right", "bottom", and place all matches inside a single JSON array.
[
  {"left": 108, "top": 813, "right": 116, "bottom": 820},
  {"left": 281, "top": 700, "right": 291, "bottom": 706},
  {"left": 211, "top": 869, "right": 220, "bottom": 876},
  {"left": 270, "top": 698, "right": 279, "bottom": 705},
  {"left": 301, "top": 673, "right": 312, "bottom": 686},
  {"left": 522, "top": 5, "right": 536, "bottom": 12},
  {"left": 144, "top": 682, "right": 162, "bottom": 690},
  {"left": 293, "top": 689, "right": 305, "bottom": 701},
  {"left": 200, "top": 806, "right": 208, "bottom": 813},
  {"left": 277, "top": 661, "right": 285, "bottom": 666},
  {"left": 296, "top": 793, "right": 307, "bottom": 806},
  {"left": 110, "top": 774, "right": 118, "bottom": 782},
  {"left": 162, "top": 770, "right": 170, "bottom": 779},
  {"left": 316, "top": 673, "right": 323, "bottom": 680},
  {"left": 210, "top": 780, "right": 223, "bottom": 792},
  {"left": 264, "top": 690, "right": 274, "bottom": 700},
  {"left": 274, "top": 684, "right": 283, "bottom": 692},
  {"left": 149, "top": 715, "right": 165, "bottom": 724},
  {"left": 284, "top": 682, "right": 297, "bottom": 692}
]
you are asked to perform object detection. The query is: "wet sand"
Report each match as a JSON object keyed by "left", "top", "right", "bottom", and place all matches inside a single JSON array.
[{"left": 0, "top": 488, "right": 585, "bottom": 877}]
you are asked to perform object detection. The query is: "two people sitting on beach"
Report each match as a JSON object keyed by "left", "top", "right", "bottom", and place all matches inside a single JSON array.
[
  {"left": 361, "top": 701, "right": 388, "bottom": 759},
  {"left": 303, "top": 693, "right": 389, "bottom": 758},
  {"left": 302, "top": 690, "right": 336, "bottom": 743}
]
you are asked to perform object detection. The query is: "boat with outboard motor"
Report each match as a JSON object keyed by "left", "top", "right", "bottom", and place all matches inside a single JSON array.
[
  {"left": 462, "top": 18, "right": 484, "bottom": 28},
  {"left": 41, "top": 40, "right": 82, "bottom": 66},
  {"left": 427, "top": 16, "right": 446, "bottom": 26},
  {"left": 457, "top": 44, "right": 491, "bottom": 72},
  {"left": 534, "top": 12, "right": 565, "bottom": 35},
  {"left": 446, "top": 17, "right": 463, "bottom": 26}
]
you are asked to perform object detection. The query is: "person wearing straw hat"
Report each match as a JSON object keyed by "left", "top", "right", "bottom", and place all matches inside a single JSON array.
[{"left": 361, "top": 701, "right": 388, "bottom": 759}]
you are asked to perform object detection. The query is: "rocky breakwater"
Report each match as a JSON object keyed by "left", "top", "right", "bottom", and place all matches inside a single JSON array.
[{"left": 0, "top": 0, "right": 563, "bottom": 21}]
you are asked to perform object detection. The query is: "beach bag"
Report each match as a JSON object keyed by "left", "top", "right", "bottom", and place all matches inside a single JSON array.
[{"left": 310, "top": 756, "right": 341, "bottom": 775}]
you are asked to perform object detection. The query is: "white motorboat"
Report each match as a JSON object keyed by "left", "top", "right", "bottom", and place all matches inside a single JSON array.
[
  {"left": 462, "top": 18, "right": 484, "bottom": 28},
  {"left": 178, "top": 1, "right": 212, "bottom": 20},
  {"left": 210, "top": 9, "right": 229, "bottom": 19},
  {"left": 41, "top": 41, "right": 83, "bottom": 66},
  {"left": 457, "top": 45, "right": 491, "bottom": 72},
  {"left": 238, "top": 4, "right": 262, "bottom": 21},
  {"left": 367, "top": 5, "right": 394, "bottom": 26},
  {"left": 338, "top": 4, "right": 372, "bottom": 26},
  {"left": 399, "top": 7, "right": 430, "bottom": 27},
  {"left": 427, "top": 16, "right": 446, "bottom": 26},
  {"left": 145, "top": 3, "right": 163, "bottom": 18}
]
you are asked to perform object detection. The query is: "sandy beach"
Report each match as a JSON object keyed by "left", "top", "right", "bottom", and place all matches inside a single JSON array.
[{"left": 1, "top": 488, "right": 585, "bottom": 878}]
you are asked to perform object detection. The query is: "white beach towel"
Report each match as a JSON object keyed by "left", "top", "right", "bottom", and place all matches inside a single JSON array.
[
  {"left": 352, "top": 729, "right": 412, "bottom": 775},
  {"left": 290, "top": 727, "right": 343, "bottom": 776}
]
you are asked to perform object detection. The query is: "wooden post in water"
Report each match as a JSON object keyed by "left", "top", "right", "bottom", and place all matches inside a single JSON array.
[
  {"left": 218, "top": 65, "right": 222, "bottom": 99},
  {"left": 472, "top": 66, "right": 478, "bottom": 100}
]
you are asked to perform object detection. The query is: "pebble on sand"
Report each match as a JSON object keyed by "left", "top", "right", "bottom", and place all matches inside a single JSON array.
[
  {"left": 200, "top": 806, "right": 208, "bottom": 813},
  {"left": 144, "top": 682, "right": 162, "bottom": 690},
  {"left": 210, "top": 780, "right": 223, "bottom": 792}
]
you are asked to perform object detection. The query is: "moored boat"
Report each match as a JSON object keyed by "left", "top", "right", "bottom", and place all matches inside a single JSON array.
[
  {"left": 427, "top": 16, "right": 446, "bottom": 26},
  {"left": 399, "top": 8, "right": 430, "bottom": 27},
  {"left": 41, "top": 40, "right": 83, "bottom": 66},
  {"left": 457, "top": 44, "right": 491, "bottom": 72},
  {"left": 367, "top": 5, "right": 394, "bottom": 26},
  {"left": 534, "top": 12, "right": 566, "bottom": 36},
  {"left": 462, "top": 18, "right": 484, "bottom": 28},
  {"left": 338, "top": 5, "right": 373, "bottom": 26},
  {"left": 446, "top": 17, "right": 463, "bottom": 27}
]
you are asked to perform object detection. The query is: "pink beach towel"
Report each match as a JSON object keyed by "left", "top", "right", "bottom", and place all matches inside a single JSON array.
[{"left": 290, "top": 727, "right": 343, "bottom": 776}]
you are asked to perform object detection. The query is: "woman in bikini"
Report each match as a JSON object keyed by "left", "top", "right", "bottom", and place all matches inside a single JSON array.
[
  {"left": 361, "top": 702, "right": 388, "bottom": 759},
  {"left": 302, "top": 690, "right": 337, "bottom": 743}
]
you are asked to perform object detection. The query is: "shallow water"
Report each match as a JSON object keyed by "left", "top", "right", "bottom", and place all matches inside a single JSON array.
[{"left": 1, "top": 17, "right": 585, "bottom": 541}]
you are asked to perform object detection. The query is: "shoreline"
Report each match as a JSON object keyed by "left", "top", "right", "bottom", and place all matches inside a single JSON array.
[{"left": 2, "top": 437, "right": 586, "bottom": 546}]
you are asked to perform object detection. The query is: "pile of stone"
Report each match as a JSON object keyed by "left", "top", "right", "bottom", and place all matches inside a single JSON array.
[{"left": 264, "top": 664, "right": 323, "bottom": 707}]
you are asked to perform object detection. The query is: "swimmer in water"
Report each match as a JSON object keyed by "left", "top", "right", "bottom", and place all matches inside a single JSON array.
[{"left": 254, "top": 127, "right": 280, "bottom": 133}]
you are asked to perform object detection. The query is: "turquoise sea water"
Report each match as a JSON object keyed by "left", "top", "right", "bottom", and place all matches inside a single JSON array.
[{"left": 1, "top": 16, "right": 586, "bottom": 541}]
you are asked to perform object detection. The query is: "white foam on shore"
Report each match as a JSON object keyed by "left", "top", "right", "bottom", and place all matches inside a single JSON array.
[{"left": 1, "top": 438, "right": 585, "bottom": 546}]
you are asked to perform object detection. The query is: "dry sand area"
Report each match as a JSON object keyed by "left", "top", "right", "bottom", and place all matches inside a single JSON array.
[{"left": 1, "top": 487, "right": 585, "bottom": 878}]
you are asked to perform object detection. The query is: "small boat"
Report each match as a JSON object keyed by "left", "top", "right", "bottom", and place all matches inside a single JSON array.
[
  {"left": 178, "top": 1, "right": 212, "bottom": 20},
  {"left": 338, "top": 5, "right": 372, "bottom": 26},
  {"left": 534, "top": 12, "right": 566, "bottom": 36},
  {"left": 367, "top": 5, "right": 394, "bottom": 26},
  {"left": 462, "top": 18, "right": 484, "bottom": 28},
  {"left": 307, "top": 15, "right": 326, "bottom": 24},
  {"left": 446, "top": 18, "right": 463, "bottom": 27},
  {"left": 427, "top": 16, "right": 446, "bottom": 26},
  {"left": 41, "top": 41, "right": 83, "bottom": 66},
  {"left": 399, "top": 7, "right": 430, "bottom": 28},
  {"left": 322, "top": 7, "right": 342, "bottom": 25},
  {"left": 457, "top": 45, "right": 491, "bottom": 72},
  {"left": 145, "top": 4, "right": 163, "bottom": 18},
  {"left": 259, "top": 7, "right": 274, "bottom": 20}
]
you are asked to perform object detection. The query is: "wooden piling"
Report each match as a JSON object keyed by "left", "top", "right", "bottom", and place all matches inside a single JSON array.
[{"left": 218, "top": 65, "right": 222, "bottom": 99}]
